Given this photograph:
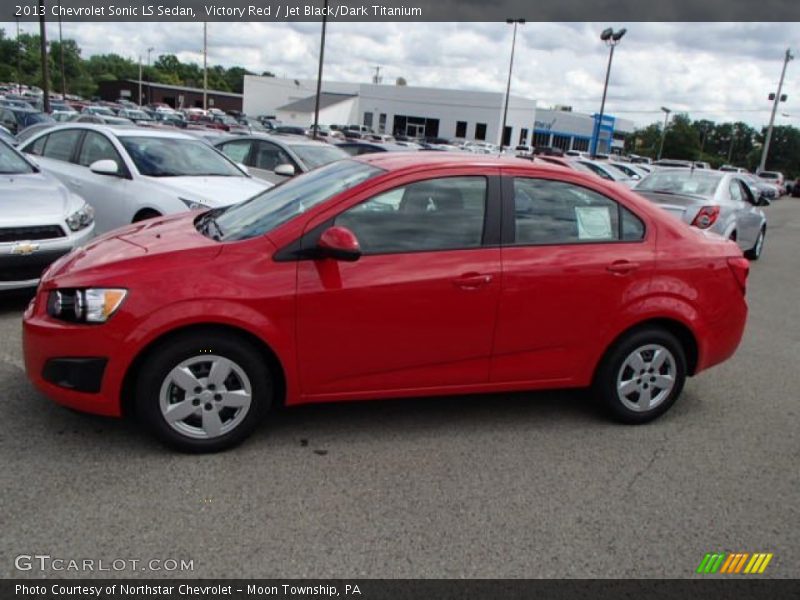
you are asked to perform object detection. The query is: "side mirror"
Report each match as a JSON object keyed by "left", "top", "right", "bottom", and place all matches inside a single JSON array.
[
  {"left": 89, "top": 159, "right": 120, "bottom": 176},
  {"left": 274, "top": 163, "right": 296, "bottom": 177},
  {"left": 317, "top": 226, "right": 361, "bottom": 262},
  {"left": 237, "top": 162, "right": 250, "bottom": 176}
]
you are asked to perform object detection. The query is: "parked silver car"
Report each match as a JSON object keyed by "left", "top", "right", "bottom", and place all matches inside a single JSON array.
[
  {"left": 19, "top": 125, "right": 270, "bottom": 234},
  {"left": 0, "top": 140, "right": 94, "bottom": 290},
  {"left": 214, "top": 134, "right": 349, "bottom": 184},
  {"left": 634, "top": 168, "right": 767, "bottom": 259}
]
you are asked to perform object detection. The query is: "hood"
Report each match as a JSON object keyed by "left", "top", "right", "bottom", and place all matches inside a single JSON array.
[
  {"left": 0, "top": 171, "right": 83, "bottom": 227},
  {"left": 146, "top": 175, "right": 271, "bottom": 208},
  {"left": 43, "top": 212, "right": 221, "bottom": 284}
]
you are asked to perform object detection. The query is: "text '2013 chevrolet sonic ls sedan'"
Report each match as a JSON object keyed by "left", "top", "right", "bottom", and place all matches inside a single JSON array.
[{"left": 23, "top": 153, "right": 749, "bottom": 452}]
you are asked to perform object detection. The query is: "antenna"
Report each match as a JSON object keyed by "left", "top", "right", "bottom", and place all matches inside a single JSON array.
[{"left": 372, "top": 65, "right": 382, "bottom": 84}]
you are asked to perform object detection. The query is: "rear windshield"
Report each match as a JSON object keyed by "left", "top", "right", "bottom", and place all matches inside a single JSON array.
[{"left": 636, "top": 170, "right": 723, "bottom": 196}]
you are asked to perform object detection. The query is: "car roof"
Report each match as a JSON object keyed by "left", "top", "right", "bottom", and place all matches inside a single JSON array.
[
  {"left": 23, "top": 123, "right": 197, "bottom": 140},
  {"left": 214, "top": 133, "right": 329, "bottom": 147},
  {"left": 353, "top": 151, "right": 558, "bottom": 172}
]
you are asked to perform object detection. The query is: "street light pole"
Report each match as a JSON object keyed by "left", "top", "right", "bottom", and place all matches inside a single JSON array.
[
  {"left": 759, "top": 47, "right": 793, "bottom": 173},
  {"left": 500, "top": 18, "right": 524, "bottom": 152},
  {"left": 591, "top": 27, "right": 626, "bottom": 158},
  {"left": 657, "top": 106, "right": 671, "bottom": 160},
  {"left": 312, "top": 0, "right": 328, "bottom": 141},
  {"left": 146, "top": 46, "right": 154, "bottom": 105}
]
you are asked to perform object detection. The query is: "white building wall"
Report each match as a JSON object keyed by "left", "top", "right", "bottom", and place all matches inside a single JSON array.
[
  {"left": 243, "top": 76, "right": 536, "bottom": 145},
  {"left": 275, "top": 98, "right": 357, "bottom": 126}
]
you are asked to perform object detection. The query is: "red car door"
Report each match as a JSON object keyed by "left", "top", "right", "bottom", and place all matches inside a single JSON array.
[
  {"left": 296, "top": 170, "right": 503, "bottom": 399},
  {"left": 491, "top": 171, "right": 655, "bottom": 386}
]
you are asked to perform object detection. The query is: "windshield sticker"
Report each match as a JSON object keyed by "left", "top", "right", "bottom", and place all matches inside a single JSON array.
[{"left": 575, "top": 206, "right": 613, "bottom": 240}]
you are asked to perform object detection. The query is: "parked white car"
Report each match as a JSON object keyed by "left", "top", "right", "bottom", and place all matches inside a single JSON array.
[
  {"left": 0, "top": 139, "right": 94, "bottom": 290},
  {"left": 19, "top": 125, "right": 271, "bottom": 234}
]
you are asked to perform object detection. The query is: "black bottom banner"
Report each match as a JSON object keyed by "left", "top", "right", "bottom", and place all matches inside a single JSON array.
[{"left": 2, "top": 579, "right": 799, "bottom": 600}]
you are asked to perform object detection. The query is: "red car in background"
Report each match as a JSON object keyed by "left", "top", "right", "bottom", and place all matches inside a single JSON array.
[{"left": 23, "top": 154, "right": 749, "bottom": 452}]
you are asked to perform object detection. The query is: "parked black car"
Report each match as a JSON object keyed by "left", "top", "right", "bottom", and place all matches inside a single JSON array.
[{"left": 0, "top": 107, "right": 52, "bottom": 135}]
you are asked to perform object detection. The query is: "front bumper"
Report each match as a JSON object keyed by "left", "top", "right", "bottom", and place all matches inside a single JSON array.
[
  {"left": 0, "top": 225, "right": 94, "bottom": 291},
  {"left": 23, "top": 293, "right": 128, "bottom": 417}
]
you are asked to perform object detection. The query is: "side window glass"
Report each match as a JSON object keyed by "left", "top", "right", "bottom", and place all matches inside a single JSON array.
[
  {"left": 513, "top": 178, "right": 630, "bottom": 245},
  {"left": 729, "top": 180, "right": 744, "bottom": 203},
  {"left": 41, "top": 130, "right": 81, "bottom": 162},
  {"left": 621, "top": 206, "right": 645, "bottom": 241},
  {"left": 218, "top": 140, "right": 252, "bottom": 165},
  {"left": 78, "top": 132, "right": 122, "bottom": 169},
  {"left": 27, "top": 135, "right": 47, "bottom": 156},
  {"left": 253, "top": 142, "right": 295, "bottom": 171},
  {"left": 335, "top": 176, "right": 488, "bottom": 254},
  {"left": 738, "top": 181, "right": 755, "bottom": 204}
]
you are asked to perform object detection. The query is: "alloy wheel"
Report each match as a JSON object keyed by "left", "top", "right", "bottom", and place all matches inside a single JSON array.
[{"left": 615, "top": 344, "right": 677, "bottom": 412}]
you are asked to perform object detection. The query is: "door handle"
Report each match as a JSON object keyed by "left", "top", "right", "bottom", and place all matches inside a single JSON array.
[
  {"left": 453, "top": 272, "right": 493, "bottom": 289},
  {"left": 606, "top": 260, "right": 640, "bottom": 274}
]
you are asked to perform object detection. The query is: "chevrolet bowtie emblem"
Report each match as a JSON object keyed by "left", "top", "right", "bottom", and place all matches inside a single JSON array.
[{"left": 11, "top": 242, "right": 40, "bottom": 255}]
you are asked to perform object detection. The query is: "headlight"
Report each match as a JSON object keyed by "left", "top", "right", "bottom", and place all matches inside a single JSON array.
[
  {"left": 65, "top": 204, "right": 95, "bottom": 231},
  {"left": 180, "top": 197, "right": 208, "bottom": 210},
  {"left": 47, "top": 288, "right": 127, "bottom": 323}
]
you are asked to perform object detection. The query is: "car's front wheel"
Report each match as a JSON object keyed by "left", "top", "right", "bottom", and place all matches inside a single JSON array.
[
  {"left": 135, "top": 331, "right": 272, "bottom": 452},
  {"left": 594, "top": 327, "right": 687, "bottom": 423}
]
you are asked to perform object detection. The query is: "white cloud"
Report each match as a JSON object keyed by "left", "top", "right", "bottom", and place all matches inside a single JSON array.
[{"left": 5, "top": 20, "right": 799, "bottom": 128}]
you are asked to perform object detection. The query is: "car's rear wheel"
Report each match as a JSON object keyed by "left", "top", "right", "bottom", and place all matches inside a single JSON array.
[
  {"left": 594, "top": 327, "right": 687, "bottom": 423},
  {"left": 135, "top": 331, "right": 272, "bottom": 452},
  {"left": 745, "top": 227, "right": 766, "bottom": 261}
]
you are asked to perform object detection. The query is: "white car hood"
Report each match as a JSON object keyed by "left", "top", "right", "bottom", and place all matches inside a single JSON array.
[
  {"left": 0, "top": 171, "right": 82, "bottom": 227},
  {"left": 148, "top": 175, "right": 272, "bottom": 208}
]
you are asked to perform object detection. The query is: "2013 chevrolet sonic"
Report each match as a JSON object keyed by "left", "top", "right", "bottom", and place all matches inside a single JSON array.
[{"left": 23, "top": 153, "right": 749, "bottom": 452}]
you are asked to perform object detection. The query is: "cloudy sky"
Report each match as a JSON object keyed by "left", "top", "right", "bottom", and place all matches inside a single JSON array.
[{"left": 6, "top": 21, "right": 799, "bottom": 128}]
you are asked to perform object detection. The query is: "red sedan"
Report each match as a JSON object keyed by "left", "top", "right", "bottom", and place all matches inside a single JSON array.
[{"left": 23, "top": 154, "right": 749, "bottom": 452}]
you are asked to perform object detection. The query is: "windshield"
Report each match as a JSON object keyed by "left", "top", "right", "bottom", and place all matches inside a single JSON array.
[
  {"left": 291, "top": 144, "right": 349, "bottom": 169},
  {"left": 0, "top": 141, "right": 34, "bottom": 174},
  {"left": 759, "top": 172, "right": 779, "bottom": 179},
  {"left": 119, "top": 136, "right": 245, "bottom": 177},
  {"left": 636, "top": 170, "right": 723, "bottom": 197},
  {"left": 127, "top": 110, "right": 152, "bottom": 120},
  {"left": 212, "top": 159, "right": 383, "bottom": 241}
]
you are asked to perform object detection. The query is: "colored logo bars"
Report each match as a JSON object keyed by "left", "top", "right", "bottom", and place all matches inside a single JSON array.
[{"left": 697, "top": 552, "right": 774, "bottom": 574}]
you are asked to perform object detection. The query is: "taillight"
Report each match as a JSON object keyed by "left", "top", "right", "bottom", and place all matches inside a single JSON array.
[
  {"left": 727, "top": 257, "right": 750, "bottom": 294},
  {"left": 691, "top": 206, "right": 721, "bottom": 229}
]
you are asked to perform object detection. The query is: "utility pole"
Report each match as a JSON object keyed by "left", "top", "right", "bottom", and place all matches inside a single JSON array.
[
  {"left": 203, "top": 22, "right": 208, "bottom": 111},
  {"left": 38, "top": 0, "right": 51, "bottom": 113},
  {"left": 57, "top": 0, "right": 66, "bottom": 98},
  {"left": 759, "top": 48, "right": 793, "bottom": 173},
  {"left": 146, "top": 46, "right": 154, "bottom": 105},
  {"left": 312, "top": 0, "right": 328, "bottom": 140},
  {"left": 728, "top": 125, "right": 736, "bottom": 163}
]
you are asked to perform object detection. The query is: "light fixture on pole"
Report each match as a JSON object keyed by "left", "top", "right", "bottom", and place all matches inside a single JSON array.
[
  {"left": 312, "top": 0, "right": 329, "bottom": 141},
  {"left": 499, "top": 18, "right": 525, "bottom": 153},
  {"left": 759, "top": 47, "right": 793, "bottom": 173},
  {"left": 57, "top": 0, "right": 66, "bottom": 98},
  {"left": 590, "top": 27, "right": 626, "bottom": 157},
  {"left": 657, "top": 106, "right": 671, "bottom": 161}
]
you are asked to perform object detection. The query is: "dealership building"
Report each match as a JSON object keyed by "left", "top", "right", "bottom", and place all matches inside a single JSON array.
[{"left": 242, "top": 75, "right": 633, "bottom": 153}]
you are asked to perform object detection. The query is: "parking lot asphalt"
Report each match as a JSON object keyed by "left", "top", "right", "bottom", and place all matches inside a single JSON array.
[{"left": 1, "top": 199, "right": 798, "bottom": 580}]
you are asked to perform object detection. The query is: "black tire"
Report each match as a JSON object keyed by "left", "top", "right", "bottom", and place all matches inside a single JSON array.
[
  {"left": 133, "top": 209, "right": 162, "bottom": 223},
  {"left": 593, "top": 327, "right": 687, "bottom": 424},
  {"left": 135, "top": 331, "right": 272, "bottom": 452},
  {"left": 745, "top": 227, "right": 766, "bottom": 261}
]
